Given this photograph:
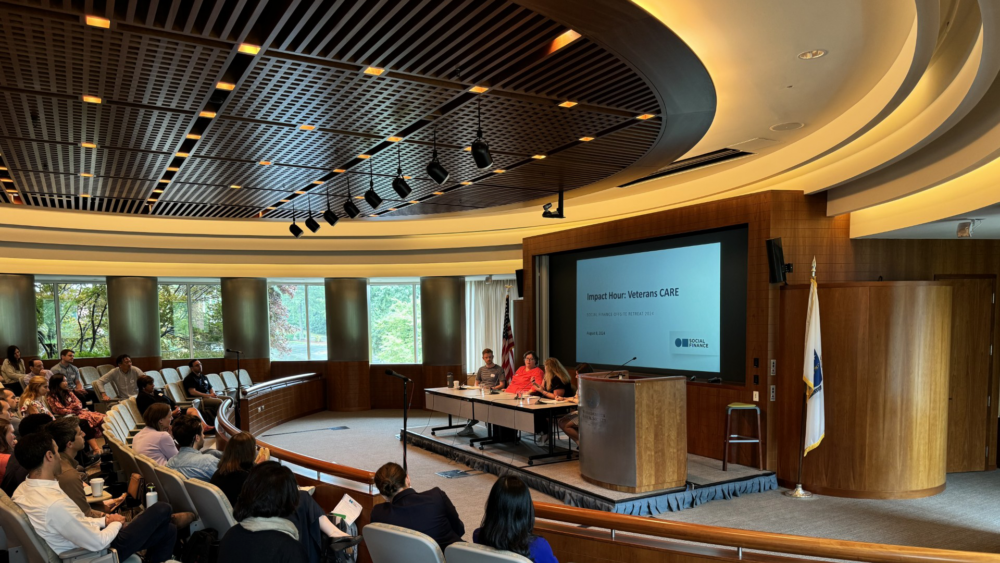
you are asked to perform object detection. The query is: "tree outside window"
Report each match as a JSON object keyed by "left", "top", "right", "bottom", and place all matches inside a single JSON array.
[
  {"left": 268, "top": 285, "right": 327, "bottom": 361},
  {"left": 158, "top": 283, "right": 223, "bottom": 359},
  {"left": 33, "top": 283, "right": 111, "bottom": 358},
  {"left": 369, "top": 283, "right": 422, "bottom": 364}
]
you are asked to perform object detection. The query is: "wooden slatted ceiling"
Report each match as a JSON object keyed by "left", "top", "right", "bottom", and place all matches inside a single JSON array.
[{"left": 0, "top": 0, "right": 663, "bottom": 218}]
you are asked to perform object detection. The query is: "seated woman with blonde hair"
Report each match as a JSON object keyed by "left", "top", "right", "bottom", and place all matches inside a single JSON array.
[{"left": 17, "top": 377, "right": 52, "bottom": 417}]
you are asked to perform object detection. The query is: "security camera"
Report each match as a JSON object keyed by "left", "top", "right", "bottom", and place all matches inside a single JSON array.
[{"left": 542, "top": 202, "right": 553, "bottom": 211}]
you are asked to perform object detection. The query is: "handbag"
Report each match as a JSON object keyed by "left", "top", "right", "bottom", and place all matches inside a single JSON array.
[{"left": 320, "top": 516, "right": 359, "bottom": 563}]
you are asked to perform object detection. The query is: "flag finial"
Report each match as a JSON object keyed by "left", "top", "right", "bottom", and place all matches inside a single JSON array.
[{"left": 811, "top": 257, "right": 817, "bottom": 280}]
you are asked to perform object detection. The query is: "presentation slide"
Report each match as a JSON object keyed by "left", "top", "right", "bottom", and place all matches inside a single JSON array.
[{"left": 575, "top": 243, "right": 721, "bottom": 373}]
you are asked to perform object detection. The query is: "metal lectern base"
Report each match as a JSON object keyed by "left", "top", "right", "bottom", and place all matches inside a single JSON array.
[{"left": 782, "top": 484, "right": 814, "bottom": 498}]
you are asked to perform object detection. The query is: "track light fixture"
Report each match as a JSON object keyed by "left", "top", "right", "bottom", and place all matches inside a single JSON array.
[
  {"left": 365, "top": 159, "right": 383, "bottom": 209},
  {"left": 323, "top": 184, "right": 339, "bottom": 227},
  {"left": 392, "top": 143, "right": 412, "bottom": 198},
  {"left": 343, "top": 174, "right": 361, "bottom": 218},
  {"left": 426, "top": 128, "right": 450, "bottom": 184},
  {"left": 289, "top": 198, "right": 303, "bottom": 237},
  {"left": 305, "top": 194, "right": 320, "bottom": 233},
  {"left": 542, "top": 186, "right": 565, "bottom": 219},
  {"left": 471, "top": 96, "right": 493, "bottom": 169}
]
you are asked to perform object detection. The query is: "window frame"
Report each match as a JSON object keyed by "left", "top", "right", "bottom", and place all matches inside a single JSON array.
[
  {"left": 158, "top": 281, "right": 224, "bottom": 360},
  {"left": 266, "top": 283, "right": 326, "bottom": 361},
  {"left": 34, "top": 278, "right": 111, "bottom": 359},
  {"left": 367, "top": 281, "right": 421, "bottom": 364}
]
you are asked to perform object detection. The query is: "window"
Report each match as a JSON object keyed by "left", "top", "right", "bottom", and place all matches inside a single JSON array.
[
  {"left": 158, "top": 283, "right": 224, "bottom": 359},
  {"left": 34, "top": 282, "right": 111, "bottom": 359},
  {"left": 369, "top": 282, "right": 422, "bottom": 364},
  {"left": 268, "top": 284, "right": 327, "bottom": 361}
]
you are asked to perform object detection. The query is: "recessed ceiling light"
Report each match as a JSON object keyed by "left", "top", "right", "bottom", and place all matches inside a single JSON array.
[
  {"left": 403, "top": 175, "right": 412, "bottom": 180},
  {"left": 635, "top": 114, "right": 656, "bottom": 120},
  {"left": 258, "top": 160, "right": 271, "bottom": 165},
  {"left": 354, "top": 195, "right": 364, "bottom": 200},
  {"left": 186, "top": 134, "right": 201, "bottom": 140},
  {"left": 558, "top": 101, "right": 578, "bottom": 108},
  {"left": 176, "top": 152, "right": 190, "bottom": 157},
  {"left": 230, "top": 185, "right": 241, "bottom": 189},
  {"left": 312, "top": 180, "right": 324, "bottom": 185},
  {"left": 216, "top": 82, "right": 235, "bottom": 91},
  {"left": 388, "top": 207, "right": 397, "bottom": 211},
  {"left": 357, "top": 154, "right": 371, "bottom": 159},
  {"left": 85, "top": 15, "right": 110, "bottom": 28},
  {"left": 770, "top": 122, "right": 804, "bottom": 131},
  {"left": 0, "top": 167, "right": 6, "bottom": 171},
  {"left": 81, "top": 95, "right": 102, "bottom": 104},
  {"left": 167, "top": 167, "right": 180, "bottom": 172},
  {"left": 238, "top": 43, "right": 261, "bottom": 55},
  {"left": 548, "top": 29, "right": 581, "bottom": 54},
  {"left": 409, "top": 200, "right": 420, "bottom": 204},
  {"left": 369, "top": 214, "right": 378, "bottom": 217},
  {"left": 493, "top": 169, "right": 505, "bottom": 174},
  {"left": 0, "top": 178, "right": 13, "bottom": 183},
  {"left": 532, "top": 154, "right": 546, "bottom": 159},
  {"left": 299, "top": 125, "right": 315, "bottom": 131},
  {"left": 80, "top": 193, "right": 90, "bottom": 197},
  {"left": 266, "top": 206, "right": 275, "bottom": 210},
  {"left": 387, "top": 136, "right": 403, "bottom": 142},
  {"left": 364, "top": 67, "right": 385, "bottom": 76},
  {"left": 463, "top": 147, "right": 471, "bottom": 152},
  {"left": 199, "top": 111, "right": 216, "bottom": 118},
  {"left": 81, "top": 142, "right": 97, "bottom": 148},
  {"left": 798, "top": 49, "right": 827, "bottom": 60},
  {"left": 80, "top": 173, "right": 93, "bottom": 177},
  {"left": 469, "top": 86, "right": 489, "bottom": 94},
  {"left": 158, "top": 179, "right": 170, "bottom": 183},
  {"left": 433, "top": 191, "right": 444, "bottom": 195},
  {"left": 333, "top": 169, "right": 346, "bottom": 173},
  {"left": 294, "top": 190, "right": 305, "bottom": 195},
  {"left": 147, "top": 198, "right": 157, "bottom": 202},
  {"left": 153, "top": 189, "right": 163, "bottom": 193},
  {"left": 279, "top": 199, "right": 289, "bottom": 203},
  {"left": 578, "top": 136, "right": 594, "bottom": 142},
  {"left": 460, "top": 181, "right": 472, "bottom": 185}
]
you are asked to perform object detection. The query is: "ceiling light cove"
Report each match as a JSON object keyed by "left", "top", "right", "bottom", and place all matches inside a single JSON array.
[
  {"left": 238, "top": 43, "right": 261, "bottom": 55},
  {"left": 547, "top": 29, "right": 581, "bottom": 54},
  {"left": 199, "top": 111, "right": 217, "bottom": 118},
  {"left": 81, "top": 142, "right": 97, "bottom": 149},
  {"left": 230, "top": 185, "right": 242, "bottom": 189},
  {"left": 578, "top": 137, "right": 594, "bottom": 142},
  {"left": 387, "top": 136, "right": 403, "bottom": 142},
  {"left": 493, "top": 169, "right": 505, "bottom": 174},
  {"left": 258, "top": 160, "right": 272, "bottom": 165},
  {"left": 558, "top": 101, "right": 578, "bottom": 108},
  {"left": 158, "top": 179, "right": 170, "bottom": 184},
  {"left": 433, "top": 191, "right": 445, "bottom": 195},
  {"left": 460, "top": 182, "right": 472, "bottom": 186},
  {"left": 469, "top": 86, "right": 489, "bottom": 94},
  {"left": 81, "top": 95, "right": 102, "bottom": 104},
  {"left": 364, "top": 66, "right": 385, "bottom": 76},
  {"left": 358, "top": 154, "right": 371, "bottom": 159},
  {"left": 85, "top": 15, "right": 110, "bottom": 28},
  {"left": 80, "top": 173, "right": 93, "bottom": 178},
  {"left": 312, "top": 180, "right": 324, "bottom": 185},
  {"left": 215, "top": 82, "right": 236, "bottom": 91},
  {"left": 186, "top": 134, "right": 201, "bottom": 140},
  {"left": 532, "top": 154, "right": 546, "bottom": 159},
  {"left": 299, "top": 125, "right": 316, "bottom": 131},
  {"left": 636, "top": 114, "right": 656, "bottom": 120},
  {"left": 176, "top": 152, "right": 190, "bottom": 157},
  {"left": 167, "top": 167, "right": 180, "bottom": 172},
  {"left": 333, "top": 169, "right": 346, "bottom": 173}
]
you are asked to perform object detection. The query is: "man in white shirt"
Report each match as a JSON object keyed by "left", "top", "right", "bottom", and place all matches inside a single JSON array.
[
  {"left": 12, "top": 432, "right": 178, "bottom": 562},
  {"left": 94, "top": 354, "right": 143, "bottom": 402}
]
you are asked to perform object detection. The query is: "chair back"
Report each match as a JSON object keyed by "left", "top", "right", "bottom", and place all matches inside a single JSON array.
[
  {"left": 237, "top": 369, "right": 253, "bottom": 387},
  {"left": 147, "top": 370, "right": 166, "bottom": 389},
  {"left": 80, "top": 365, "right": 101, "bottom": 386},
  {"left": 206, "top": 374, "right": 226, "bottom": 394},
  {"left": 220, "top": 371, "right": 238, "bottom": 390},
  {"left": 177, "top": 365, "right": 191, "bottom": 379},
  {"left": 183, "top": 479, "right": 236, "bottom": 536},
  {"left": 116, "top": 405, "right": 137, "bottom": 432},
  {"left": 152, "top": 464, "right": 199, "bottom": 514},
  {"left": 134, "top": 454, "right": 170, "bottom": 505},
  {"left": 96, "top": 364, "right": 114, "bottom": 376},
  {"left": 0, "top": 489, "right": 62, "bottom": 563},
  {"left": 167, "top": 381, "right": 189, "bottom": 402},
  {"left": 363, "top": 523, "right": 445, "bottom": 563},
  {"left": 161, "top": 368, "right": 181, "bottom": 385},
  {"left": 122, "top": 398, "right": 144, "bottom": 428},
  {"left": 108, "top": 435, "right": 141, "bottom": 479},
  {"left": 445, "top": 543, "right": 533, "bottom": 563}
]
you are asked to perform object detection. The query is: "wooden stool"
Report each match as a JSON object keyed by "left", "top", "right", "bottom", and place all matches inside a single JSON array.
[{"left": 723, "top": 402, "right": 762, "bottom": 471}]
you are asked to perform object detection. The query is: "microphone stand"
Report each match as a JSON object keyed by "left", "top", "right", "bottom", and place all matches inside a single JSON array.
[
  {"left": 385, "top": 370, "right": 411, "bottom": 473},
  {"left": 231, "top": 350, "right": 243, "bottom": 430}
]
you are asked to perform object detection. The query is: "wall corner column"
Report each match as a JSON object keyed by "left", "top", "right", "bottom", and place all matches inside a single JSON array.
[
  {"left": 107, "top": 276, "right": 161, "bottom": 370},
  {"left": 325, "top": 278, "right": 371, "bottom": 411},
  {"left": 221, "top": 278, "right": 270, "bottom": 381},
  {"left": 420, "top": 276, "right": 466, "bottom": 405}
]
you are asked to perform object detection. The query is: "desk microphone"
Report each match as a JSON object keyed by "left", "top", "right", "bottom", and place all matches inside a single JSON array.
[
  {"left": 384, "top": 369, "right": 412, "bottom": 382},
  {"left": 611, "top": 357, "right": 636, "bottom": 376}
]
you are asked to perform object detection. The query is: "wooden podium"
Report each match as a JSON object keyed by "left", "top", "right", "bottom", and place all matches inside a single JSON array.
[{"left": 578, "top": 374, "right": 687, "bottom": 493}]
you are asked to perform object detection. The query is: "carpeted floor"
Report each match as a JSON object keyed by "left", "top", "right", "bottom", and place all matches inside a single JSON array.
[{"left": 263, "top": 410, "right": 1000, "bottom": 553}]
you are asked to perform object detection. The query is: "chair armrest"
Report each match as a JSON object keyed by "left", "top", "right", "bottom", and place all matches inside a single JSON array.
[{"left": 60, "top": 547, "right": 118, "bottom": 562}]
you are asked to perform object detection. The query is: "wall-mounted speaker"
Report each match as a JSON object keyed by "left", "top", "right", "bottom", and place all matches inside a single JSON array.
[
  {"left": 515, "top": 269, "right": 524, "bottom": 297},
  {"left": 765, "top": 238, "right": 792, "bottom": 284}
]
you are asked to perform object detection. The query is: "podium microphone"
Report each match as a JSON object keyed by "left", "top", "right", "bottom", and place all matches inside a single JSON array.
[{"left": 611, "top": 357, "right": 636, "bottom": 377}]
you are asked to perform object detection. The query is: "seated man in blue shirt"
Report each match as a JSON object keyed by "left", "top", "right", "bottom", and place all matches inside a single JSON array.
[{"left": 165, "top": 415, "right": 220, "bottom": 481}]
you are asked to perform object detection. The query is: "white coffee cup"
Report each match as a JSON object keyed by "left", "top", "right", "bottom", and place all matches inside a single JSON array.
[
  {"left": 453, "top": 381, "right": 461, "bottom": 389},
  {"left": 91, "top": 478, "right": 104, "bottom": 497}
]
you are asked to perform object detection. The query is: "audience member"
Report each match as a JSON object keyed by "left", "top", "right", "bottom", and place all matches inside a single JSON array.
[
  {"left": 46, "top": 374, "right": 105, "bottom": 457},
  {"left": 50, "top": 349, "right": 97, "bottom": 407},
  {"left": 1, "top": 414, "right": 53, "bottom": 496},
  {"left": 183, "top": 359, "right": 223, "bottom": 424},
  {"left": 1, "top": 345, "right": 25, "bottom": 394},
  {"left": 218, "top": 461, "right": 309, "bottom": 563},
  {"left": 211, "top": 432, "right": 355, "bottom": 563},
  {"left": 165, "top": 415, "right": 218, "bottom": 480},
  {"left": 505, "top": 351, "right": 544, "bottom": 395},
  {"left": 136, "top": 375, "right": 214, "bottom": 434},
  {"left": 371, "top": 461, "right": 464, "bottom": 550},
  {"left": 1, "top": 394, "right": 20, "bottom": 436},
  {"left": 458, "top": 348, "right": 507, "bottom": 437},
  {"left": 0, "top": 419, "right": 14, "bottom": 481},
  {"left": 132, "top": 403, "right": 177, "bottom": 464},
  {"left": 21, "top": 359, "right": 53, "bottom": 390},
  {"left": 18, "top": 377, "right": 52, "bottom": 417},
  {"left": 94, "top": 354, "right": 142, "bottom": 402},
  {"left": 474, "top": 476, "right": 557, "bottom": 563},
  {"left": 11, "top": 432, "right": 178, "bottom": 562},
  {"left": 46, "top": 417, "right": 104, "bottom": 517}
]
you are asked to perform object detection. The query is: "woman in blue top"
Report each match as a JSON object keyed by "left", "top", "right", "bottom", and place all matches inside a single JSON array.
[{"left": 473, "top": 476, "right": 558, "bottom": 563}]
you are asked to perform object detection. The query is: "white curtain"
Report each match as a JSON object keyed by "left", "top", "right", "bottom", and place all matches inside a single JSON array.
[{"left": 465, "top": 280, "right": 516, "bottom": 374}]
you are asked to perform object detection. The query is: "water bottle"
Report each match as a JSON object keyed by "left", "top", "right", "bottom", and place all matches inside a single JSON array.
[
  {"left": 446, "top": 372, "right": 453, "bottom": 388},
  {"left": 146, "top": 484, "right": 158, "bottom": 508}
]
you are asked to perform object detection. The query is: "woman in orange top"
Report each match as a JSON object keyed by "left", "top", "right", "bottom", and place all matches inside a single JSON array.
[
  {"left": 505, "top": 351, "right": 544, "bottom": 395},
  {"left": 0, "top": 419, "right": 15, "bottom": 482}
]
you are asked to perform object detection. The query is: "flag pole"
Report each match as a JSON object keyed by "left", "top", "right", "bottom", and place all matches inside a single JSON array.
[{"left": 784, "top": 257, "right": 817, "bottom": 499}]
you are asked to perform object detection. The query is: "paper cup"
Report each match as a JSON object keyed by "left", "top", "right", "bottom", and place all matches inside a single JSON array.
[
  {"left": 453, "top": 381, "right": 461, "bottom": 389},
  {"left": 91, "top": 478, "right": 104, "bottom": 497}
]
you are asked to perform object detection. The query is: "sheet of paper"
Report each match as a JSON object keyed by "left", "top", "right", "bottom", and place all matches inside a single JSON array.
[{"left": 331, "top": 494, "right": 363, "bottom": 526}]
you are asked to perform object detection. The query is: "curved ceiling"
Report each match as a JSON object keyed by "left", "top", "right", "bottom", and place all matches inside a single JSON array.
[{"left": 2, "top": 0, "right": 999, "bottom": 279}]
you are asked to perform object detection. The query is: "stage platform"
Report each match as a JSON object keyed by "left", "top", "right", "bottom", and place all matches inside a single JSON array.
[{"left": 406, "top": 423, "right": 777, "bottom": 516}]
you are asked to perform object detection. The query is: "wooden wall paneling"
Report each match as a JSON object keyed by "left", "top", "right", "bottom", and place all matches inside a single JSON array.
[
  {"left": 224, "top": 357, "right": 270, "bottom": 381},
  {"left": 328, "top": 360, "right": 372, "bottom": 412},
  {"left": 271, "top": 361, "right": 329, "bottom": 380},
  {"left": 369, "top": 364, "right": 424, "bottom": 409},
  {"left": 777, "top": 282, "right": 951, "bottom": 499},
  {"left": 162, "top": 358, "right": 227, "bottom": 375},
  {"left": 243, "top": 375, "right": 326, "bottom": 436},
  {"left": 934, "top": 276, "right": 996, "bottom": 472}
]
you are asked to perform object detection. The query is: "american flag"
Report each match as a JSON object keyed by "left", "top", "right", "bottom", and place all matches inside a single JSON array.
[{"left": 501, "top": 294, "right": 515, "bottom": 384}]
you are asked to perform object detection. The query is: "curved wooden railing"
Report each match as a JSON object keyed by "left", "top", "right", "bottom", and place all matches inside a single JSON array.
[{"left": 534, "top": 502, "right": 1000, "bottom": 563}]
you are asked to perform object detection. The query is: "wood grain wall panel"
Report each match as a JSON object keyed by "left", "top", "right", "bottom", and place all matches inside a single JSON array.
[
  {"left": 328, "top": 361, "right": 372, "bottom": 411},
  {"left": 777, "top": 282, "right": 952, "bottom": 498},
  {"left": 241, "top": 374, "right": 326, "bottom": 436},
  {"left": 370, "top": 364, "right": 424, "bottom": 409},
  {"left": 271, "top": 361, "right": 328, "bottom": 380},
  {"left": 223, "top": 357, "right": 270, "bottom": 381},
  {"left": 162, "top": 358, "right": 227, "bottom": 375}
]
